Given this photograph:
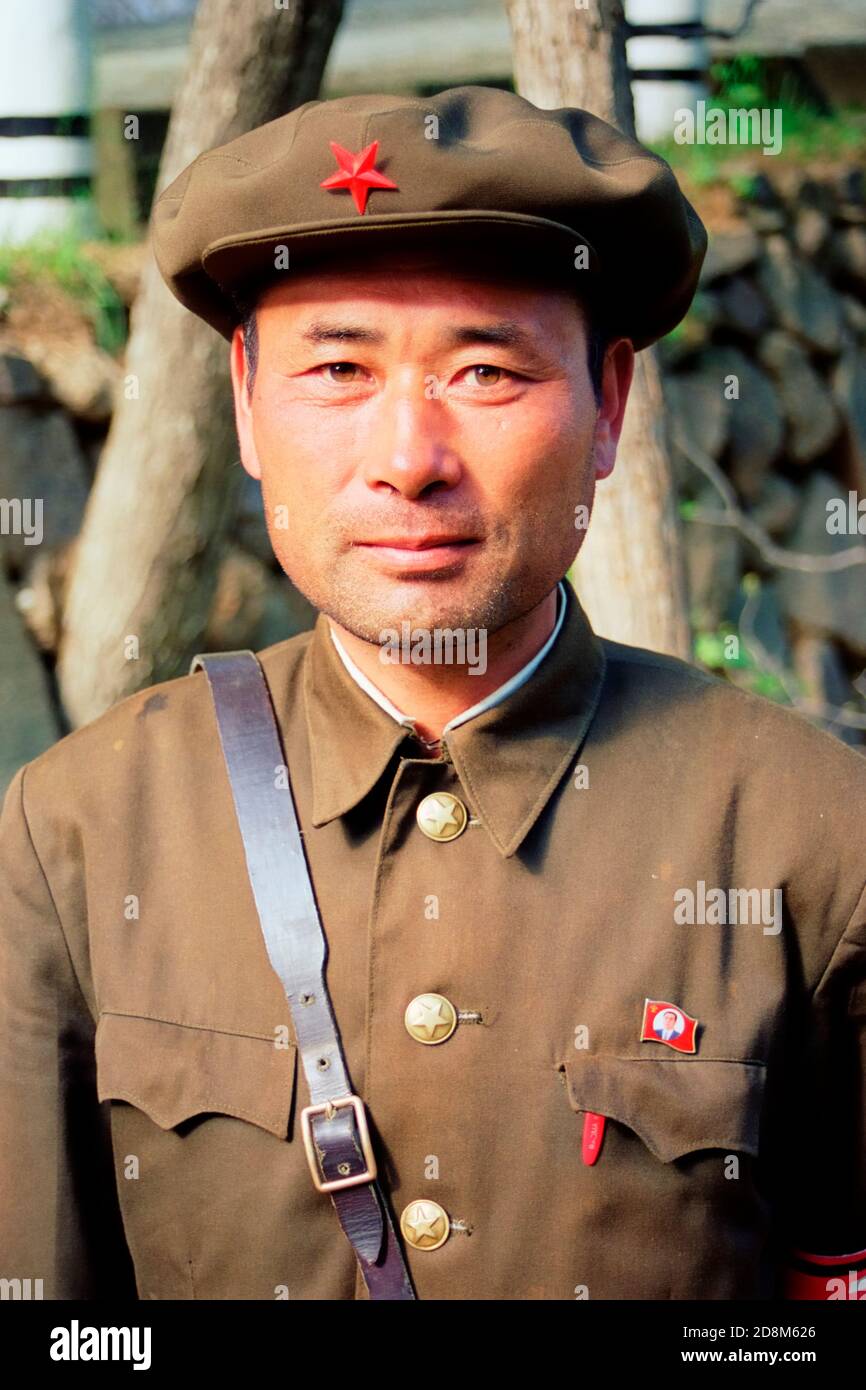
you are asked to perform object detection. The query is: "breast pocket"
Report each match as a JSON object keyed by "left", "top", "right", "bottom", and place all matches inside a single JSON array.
[
  {"left": 560, "top": 1052, "right": 769, "bottom": 1297},
  {"left": 562, "top": 1052, "right": 765, "bottom": 1161},
  {"left": 95, "top": 1010, "right": 297, "bottom": 1138},
  {"left": 94, "top": 1011, "right": 299, "bottom": 1299}
]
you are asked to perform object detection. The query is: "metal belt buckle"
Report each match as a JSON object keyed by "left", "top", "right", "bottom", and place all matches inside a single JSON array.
[{"left": 300, "top": 1093, "right": 378, "bottom": 1193}]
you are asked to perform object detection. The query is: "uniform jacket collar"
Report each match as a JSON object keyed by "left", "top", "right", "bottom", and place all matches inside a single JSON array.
[{"left": 303, "top": 582, "right": 606, "bottom": 857}]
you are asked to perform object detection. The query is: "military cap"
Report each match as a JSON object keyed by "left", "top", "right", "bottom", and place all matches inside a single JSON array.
[{"left": 152, "top": 84, "right": 707, "bottom": 350}]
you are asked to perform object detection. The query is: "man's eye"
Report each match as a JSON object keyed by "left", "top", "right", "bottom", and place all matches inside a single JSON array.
[
  {"left": 320, "top": 362, "right": 362, "bottom": 383},
  {"left": 465, "top": 364, "right": 505, "bottom": 386}
]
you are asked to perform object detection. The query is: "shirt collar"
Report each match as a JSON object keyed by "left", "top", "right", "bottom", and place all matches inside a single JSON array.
[
  {"left": 328, "top": 579, "right": 568, "bottom": 736},
  {"left": 302, "top": 580, "right": 606, "bottom": 857}
]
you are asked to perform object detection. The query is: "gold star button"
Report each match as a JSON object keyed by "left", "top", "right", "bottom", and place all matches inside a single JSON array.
[
  {"left": 416, "top": 791, "right": 468, "bottom": 842},
  {"left": 404, "top": 992, "right": 458, "bottom": 1045},
  {"left": 400, "top": 1199, "right": 450, "bottom": 1251}
]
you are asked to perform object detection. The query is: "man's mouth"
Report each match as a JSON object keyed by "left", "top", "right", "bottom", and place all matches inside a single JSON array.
[
  {"left": 354, "top": 535, "right": 480, "bottom": 571},
  {"left": 358, "top": 535, "right": 477, "bottom": 550}
]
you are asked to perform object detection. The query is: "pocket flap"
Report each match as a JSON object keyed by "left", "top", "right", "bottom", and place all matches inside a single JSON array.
[
  {"left": 96, "top": 1011, "right": 296, "bottom": 1139},
  {"left": 563, "top": 1054, "right": 765, "bottom": 1162}
]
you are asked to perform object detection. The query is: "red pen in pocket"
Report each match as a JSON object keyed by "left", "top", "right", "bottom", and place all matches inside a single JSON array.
[{"left": 581, "top": 1111, "right": 606, "bottom": 1165}]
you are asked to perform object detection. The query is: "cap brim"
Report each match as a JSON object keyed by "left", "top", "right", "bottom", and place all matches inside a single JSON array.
[{"left": 196, "top": 209, "right": 607, "bottom": 339}]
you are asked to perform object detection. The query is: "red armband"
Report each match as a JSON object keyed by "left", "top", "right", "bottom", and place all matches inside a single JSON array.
[{"left": 784, "top": 1247, "right": 866, "bottom": 1300}]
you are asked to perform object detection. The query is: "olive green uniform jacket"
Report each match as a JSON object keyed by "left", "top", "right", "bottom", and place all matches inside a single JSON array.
[{"left": 1, "top": 584, "right": 864, "bottom": 1300}]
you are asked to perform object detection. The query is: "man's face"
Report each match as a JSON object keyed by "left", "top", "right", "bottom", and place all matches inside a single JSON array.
[
  {"left": 231, "top": 252, "right": 633, "bottom": 643},
  {"left": 663, "top": 1011, "right": 677, "bottom": 1028}
]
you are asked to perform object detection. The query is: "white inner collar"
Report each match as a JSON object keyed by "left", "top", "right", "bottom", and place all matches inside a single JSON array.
[{"left": 328, "top": 580, "right": 567, "bottom": 737}]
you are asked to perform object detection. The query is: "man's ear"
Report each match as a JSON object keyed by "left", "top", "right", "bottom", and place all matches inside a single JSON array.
[
  {"left": 229, "top": 324, "right": 262, "bottom": 481},
  {"left": 592, "top": 337, "right": 635, "bottom": 482}
]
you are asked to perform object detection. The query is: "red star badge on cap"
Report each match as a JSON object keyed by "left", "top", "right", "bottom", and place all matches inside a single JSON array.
[{"left": 320, "top": 140, "right": 398, "bottom": 215}]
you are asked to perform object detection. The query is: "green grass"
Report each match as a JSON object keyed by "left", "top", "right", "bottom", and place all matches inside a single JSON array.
[
  {"left": 0, "top": 230, "right": 127, "bottom": 355},
  {"left": 655, "top": 111, "right": 866, "bottom": 188},
  {"left": 649, "top": 54, "right": 866, "bottom": 185}
]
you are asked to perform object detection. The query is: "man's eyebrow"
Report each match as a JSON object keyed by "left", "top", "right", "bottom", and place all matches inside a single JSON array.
[
  {"left": 300, "top": 320, "right": 386, "bottom": 344},
  {"left": 298, "top": 317, "right": 553, "bottom": 357},
  {"left": 444, "top": 321, "right": 539, "bottom": 350}
]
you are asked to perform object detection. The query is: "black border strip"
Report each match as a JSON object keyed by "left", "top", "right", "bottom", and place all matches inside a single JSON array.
[
  {"left": 0, "top": 175, "right": 91, "bottom": 197},
  {"left": 0, "top": 114, "right": 89, "bottom": 138},
  {"left": 628, "top": 68, "right": 708, "bottom": 82}
]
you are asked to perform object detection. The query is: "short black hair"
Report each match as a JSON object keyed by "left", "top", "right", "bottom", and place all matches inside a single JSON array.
[
  {"left": 232, "top": 281, "right": 608, "bottom": 405},
  {"left": 239, "top": 296, "right": 259, "bottom": 394}
]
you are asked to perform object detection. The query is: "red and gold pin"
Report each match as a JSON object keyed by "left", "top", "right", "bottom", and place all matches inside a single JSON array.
[
  {"left": 640, "top": 998, "right": 699, "bottom": 1054},
  {"left": 320, "top": 140, "right": 398, "bottom": 215}
]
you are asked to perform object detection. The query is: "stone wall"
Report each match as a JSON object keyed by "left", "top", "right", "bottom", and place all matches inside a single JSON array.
[{"left": 662, "top": 163, "right": 866, "bottom": 747}]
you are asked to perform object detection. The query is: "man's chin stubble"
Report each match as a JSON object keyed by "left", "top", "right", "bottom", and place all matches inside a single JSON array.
[
  {"left": 290, "top": 562, "right": 557, "bottom": 649},
  {"left": 280, "top": 547, "right": 556, "bottom": 644}
]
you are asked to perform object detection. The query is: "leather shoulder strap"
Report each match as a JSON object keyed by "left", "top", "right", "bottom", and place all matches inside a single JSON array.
[{"left": 191, "top": 649, "right": 416, "bottom": 1301}]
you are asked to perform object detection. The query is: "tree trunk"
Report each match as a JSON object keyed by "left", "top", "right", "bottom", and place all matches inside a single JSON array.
[
  {"left": 58, "top": 0, "right": 344, "bottom": 728},
  {"left": 506, "top": 0, "right": 691, "bottom": 658}
]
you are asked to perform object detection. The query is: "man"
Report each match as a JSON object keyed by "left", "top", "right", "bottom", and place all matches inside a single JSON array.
[
  {"left": 656, "top": 1010, "right": 683, "bottom": 1043},
  {"left": 1, "top": 86, "right": 864, "bottom": 1302}
]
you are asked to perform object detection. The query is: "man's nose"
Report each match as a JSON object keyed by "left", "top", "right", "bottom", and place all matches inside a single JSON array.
[{"left": 362, "top": 376, "right": 462, "bottom": 498}]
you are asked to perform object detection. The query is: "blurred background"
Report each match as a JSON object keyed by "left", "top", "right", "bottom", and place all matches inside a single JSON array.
[{"left": 1, "top": 0, "right": 865, "bottom": 796}]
